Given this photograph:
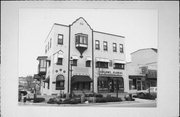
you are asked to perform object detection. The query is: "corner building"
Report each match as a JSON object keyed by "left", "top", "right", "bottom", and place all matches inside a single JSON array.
[{"left": 38, "top": 17, "right": 126, "bottom": 95}]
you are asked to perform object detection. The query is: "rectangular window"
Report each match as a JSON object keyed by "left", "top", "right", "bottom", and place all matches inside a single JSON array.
[
  {"left": 113, "top": 43, "right": 117, "bottom": 52},
  {"left": 57, "top": 58, "right": 63, "bottom": 65},
  {"left": 114, "top": 63, "right": 125, "bottom": 69},
  {"left": 86, "top": 61, "right": 91, "bottom": 67},
  {"left": 103, "top": 41, "right": 108, "bottom": 51},
  {"left": 96, "top": 62, "right": 108, "bottom": 68},
  {"left": 75, "top": 34, "right": 88, "bottom": 45},
  {"left": 40, "top": 60, "right": 46, "bottom": 68},
  {"left": 95, "top": 40, "right": 100, "bottom": 50},
  {"left": 58, "top": 34, "right": 63, "bottom": 45},
  {"left": 72, "top": 59, "right": 77, "bottom": 66},
  {"left": 120, "top": 44, "right": 124, "bottom": 53}
]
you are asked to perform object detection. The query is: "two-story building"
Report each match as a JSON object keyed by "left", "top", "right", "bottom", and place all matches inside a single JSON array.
[{"left": 36, "top": 17, "right": 127, "bottom": 96}]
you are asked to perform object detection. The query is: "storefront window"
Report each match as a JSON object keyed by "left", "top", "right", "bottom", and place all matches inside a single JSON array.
[{"left": 98, "top": 77, "right": 124, "bottom": 93}]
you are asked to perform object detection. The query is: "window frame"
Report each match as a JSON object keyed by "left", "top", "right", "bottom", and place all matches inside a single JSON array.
[
  {"left": 113, "top": 63, "right": 125, "bottom": 69},
  {"left": 113, "top": 43, "right": 117, "bottom": 52},
  {"left": 86, "top": 61, "right": 91, "bottom": 67},
  {"left": 119, "top": 44, "right": 124, "bottom": 53},
  {"left": 96, "top": 62, "right": 108, "bottom": 68},
  {"left": 75, "top": 34, "right": 88, "bottom": 45},
  {"left": 58, "top": 34, "right": 63, "bottom": 45},
  {"left": 56, "top": 58, "right": 63, "bottom": 65},
  {"left": 103, "top": 41, "right": 108, "bottom": 51},
  {"left": 95, "top": 40, "right": 100, "bottom": 50},
  {"left": 72, "top": 59, "right": 77, "bottom": 66}
]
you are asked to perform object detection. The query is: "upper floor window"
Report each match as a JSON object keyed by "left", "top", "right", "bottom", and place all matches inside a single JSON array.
[
  {"left": 58, "top": 34, "right": 63, "bottom": 45},
  {"left": 96, "top": 62, "right": 108, "bottom": 68},
  {"left": 75, "top": 33, "right": 88, "bottom": 47},
  {"left": 103, "top": 41, "right": 108, "bottom": 51},
  {"left": 113, "top": 43, "right": 117, "bottom": 52},
  {"left": 120, "top": 44, "right": 124, "bottom": 53},
  {"left": 86, "top": 61, "right": 91, "bottom": 67},
  {"left": 72, "top": 59, "right": 77, "bottom": 66},
  {"left": 57, "top": 58, "right": 63, "bottom": 65},
  {"left": 95, "top": 40, "right": 100, "bottom": 50},
  {"left": 114, "top": 63, "right": 125, "bottom": 69},
  {"left": 40, "top": 60, "right": 46, "bottom": 68}
]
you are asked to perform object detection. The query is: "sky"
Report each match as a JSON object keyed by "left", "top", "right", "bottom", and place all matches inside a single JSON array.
[{"left": 19, "top": 9, "right": 157, "bottom": 77}]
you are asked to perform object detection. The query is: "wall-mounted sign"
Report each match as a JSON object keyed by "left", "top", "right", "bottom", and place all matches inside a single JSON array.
[{"left": 99, "top": 71, "right": 123, "bottom": 76}]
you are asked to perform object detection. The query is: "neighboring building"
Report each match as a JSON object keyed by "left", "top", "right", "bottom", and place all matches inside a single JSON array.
[
  {"left": 126, "top": 48, "right": 157, "bottom": 91},
  {"left": 36, "top": 17, "right": 126, "bottom": 96},
  {"left": 18, "top": 77, "right": 28, "bottom": 90}
]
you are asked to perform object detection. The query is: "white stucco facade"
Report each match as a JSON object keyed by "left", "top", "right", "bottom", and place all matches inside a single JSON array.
[{"left": 39, "top": 17, "right": 126, "bottom": 96}]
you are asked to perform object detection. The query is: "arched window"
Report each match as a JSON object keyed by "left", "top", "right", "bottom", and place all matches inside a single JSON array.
[{"left": 56, "top": 75, "right": 65, "bottom": 90}]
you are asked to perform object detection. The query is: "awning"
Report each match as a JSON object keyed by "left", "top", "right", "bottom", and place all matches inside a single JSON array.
[
  {"left": 86, "top": 57, "right": 92, "bottom": 61},
  {"left": 129, "top": 75, "right": 145, "bottom": 79},
  {"left": 58, "top": 54, "right": 63, "bottom": 58},
  {"left": 71, "top": 75, "right": 92, "bottom": 84},
  {"left": 96, "top": 58, "right": 110, "bottom": 62},
  {"left": 56, "top": 75, "right": 65, "bottom": 81},
  {"left": 113, "top": 60, "right": 126, "bottom": 64},
  {"left": 71, "top": 56, "right": 78, "bottom": 60}
]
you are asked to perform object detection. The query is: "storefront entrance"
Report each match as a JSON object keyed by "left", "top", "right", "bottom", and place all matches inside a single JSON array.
[
  {"left": 98, "top": 77, "right": 124, "bottom": 93},
  {"left": 71, "top": 75, "right": 92, "bottom": 93}
]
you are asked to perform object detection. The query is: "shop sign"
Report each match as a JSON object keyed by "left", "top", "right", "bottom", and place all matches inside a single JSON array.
[{"left": 99, "top": 71, "right": 123, "bottom": 76}]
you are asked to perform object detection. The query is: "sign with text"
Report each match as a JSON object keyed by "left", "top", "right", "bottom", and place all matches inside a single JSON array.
[{"left": 99, "top": 70, "right": 123, "bottom": 76}]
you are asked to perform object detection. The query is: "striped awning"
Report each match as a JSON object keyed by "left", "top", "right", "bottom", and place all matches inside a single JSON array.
[
  {"left": 71, "top": 75, "right": 92, "bottom": 84},
  {"left": 113, "top": 60, "right": 126, "bottom": 64},
  {"left": 86, "top": 57, "right": 92, "bottom": 61},
  {"left": 96, "top": 58, "right": 110, "bottom": 62},
  {"left": 71, "top": 56, "right": 78, "bottom": 60},
  {"left": 58, "top": 54, "right": 63, "bottom": 58}
]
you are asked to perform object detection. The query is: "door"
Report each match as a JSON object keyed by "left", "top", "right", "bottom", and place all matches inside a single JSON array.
[{"left": 136, "top": 80, "right": 141, "bottom": 90}]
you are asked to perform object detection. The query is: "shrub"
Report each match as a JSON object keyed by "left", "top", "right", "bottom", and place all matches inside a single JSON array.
[
  {"left": 33, "top": 98, "right": 45, "bottom": 103},
  {"left": 96, "top": 97, "right": 122, "bottom": 103},
  {"left": 47, "top": 98, "right": 58, "bottom": 104},
  {"left": 61, "top": 98, "right": 81, "bottom": 104}
]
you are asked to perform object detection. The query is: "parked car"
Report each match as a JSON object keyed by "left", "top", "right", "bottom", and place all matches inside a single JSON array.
[{"left": 137, "top": 87, "right": 157, "bottom": 98}]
